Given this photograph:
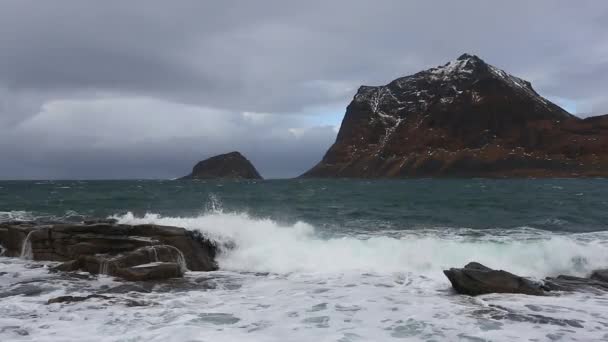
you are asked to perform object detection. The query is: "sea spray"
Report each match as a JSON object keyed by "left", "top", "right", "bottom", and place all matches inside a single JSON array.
[
  {"left": 148, "top": 244, "right": 159, "bottom": 262},
  {"left": 99, "top": 258, "right": 111, "bottom": 275},
  {"left": 113, "top": 211, "right": 608, "bottom": 278},
  {"left": 19, "top": 231, "right": 34, "bottom": 259},
  {"left": 164, "top": 245, "right": 189, "bottom": 272},
  {"left": 142, "top": 244, "right": 189, "bottom": 272},
  {"left": 205, "top": 193, "right": 223, "bottom": 213}
]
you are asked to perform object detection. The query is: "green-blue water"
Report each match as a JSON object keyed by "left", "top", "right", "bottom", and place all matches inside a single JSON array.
[
  {"left": 3, "top": 179, "right": 608, "bottom": 341},
  {"left": 1, "top": 179, "right": 607, "bottom": 233}
]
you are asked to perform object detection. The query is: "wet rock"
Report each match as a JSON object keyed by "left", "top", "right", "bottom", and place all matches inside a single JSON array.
[
  {"left": 54, "top": 245, "right": 187, "bottom": 281},
  {"left": 82, "top": 218, "right": 118, "bottom": 225},
  {"left": 52, "top": 259, "right": 81, "bottom": 272},
  {"left": 0, "top": 221, "right": 218, "bottom": 277},
  {"left": 101, "top": 284, "right": 151, "bottom": 294},
  {"left": 114, "top": 262, "right": 184, "bottom": 281},
  {"left": 47, "top": 294, "right": 111, "bottom": 304},
  {"left": 476, "top": 304, "right": 585, "bottom": 328},
  {"left": 543, "top": 274, "right": 608, "bottom": 293},
  {"left": 590, "top": 269, "right": 608, "bottom": 283},
  {"left": 47, "top": 294, "right": 148, "bottom": 307},
  {"left": 443, "top": 262, "right": 546, "bottom": 296}
]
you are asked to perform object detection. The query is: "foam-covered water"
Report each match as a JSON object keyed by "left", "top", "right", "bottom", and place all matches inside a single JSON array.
[
  {"left": 115, "top": 211, "right": 608, "bottom": 278},
  {"left": 1, "top": 179, "right": 608, "bottom": 341}
]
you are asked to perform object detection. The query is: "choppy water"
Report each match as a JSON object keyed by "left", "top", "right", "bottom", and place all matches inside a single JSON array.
[{"left": 1, "top": 179, "right": 608, "bottom": 341}]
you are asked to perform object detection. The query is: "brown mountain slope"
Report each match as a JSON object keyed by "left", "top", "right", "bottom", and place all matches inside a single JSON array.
[{"left": 302, "top": 54, "right": 608, "bottom": 178}]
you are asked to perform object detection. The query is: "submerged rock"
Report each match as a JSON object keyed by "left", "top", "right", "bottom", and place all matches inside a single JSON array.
[
  {"left": 47, "top": 294, "right": 147, "bottom": 307},
  {"left": 443, "top": 262, "right": 546, "bottom": 296},
  {"left": 0, "top": 284, "right": 46, "bottom": 298},
  {"left": 100, "top": 284, "right": 151, "bottom": 294},
  {"left": 0, "top": 220, "right": 218, "bottom": 281},
  {"left": 543, "top": 274, "right": 608, "bottom": 293},
  {"left": 47, "top": 294, "right": 111, "bottom": 304}
]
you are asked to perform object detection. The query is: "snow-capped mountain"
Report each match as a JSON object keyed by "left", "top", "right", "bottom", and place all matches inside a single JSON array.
[{"left": 302, "top": 54, "right": 608, "bottom": 178}]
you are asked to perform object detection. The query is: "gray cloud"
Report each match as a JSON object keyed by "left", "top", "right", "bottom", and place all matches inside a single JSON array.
[{"left": 0, "top": 0, "right": 607, "bottom": 179}]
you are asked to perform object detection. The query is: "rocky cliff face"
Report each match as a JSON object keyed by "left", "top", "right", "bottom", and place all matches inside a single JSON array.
[
  {"left": 302, "top": 54, "right": 608, "bottom": 178},
  {"left": 182, "top": 151, "right": 262, "bottom": 180}
]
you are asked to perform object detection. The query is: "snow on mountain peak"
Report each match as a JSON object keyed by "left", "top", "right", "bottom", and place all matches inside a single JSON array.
[
  {"left": 427, "top": 53, "right": 486, "bottom": 81},
  {"left": 353, "top": 53, "right": 561, "bottom": 117}
]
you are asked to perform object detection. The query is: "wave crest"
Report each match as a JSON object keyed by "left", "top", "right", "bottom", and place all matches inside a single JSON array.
[{"left": 113, "top": 211, "right": 608, "bottom": 278}]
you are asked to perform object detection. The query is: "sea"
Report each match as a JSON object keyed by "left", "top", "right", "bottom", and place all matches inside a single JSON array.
[{"left": 1, "top": 179, "right": 608, "bottom": 341}]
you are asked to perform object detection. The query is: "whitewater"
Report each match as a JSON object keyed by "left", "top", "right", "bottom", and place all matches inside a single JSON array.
[{"left": 1, "top": 179, "right": 608, "bottom": 341}]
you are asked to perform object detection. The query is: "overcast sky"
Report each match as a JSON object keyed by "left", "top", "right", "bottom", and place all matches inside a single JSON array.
[{"left": 1, "top": 1, "right": 607, "bottom": 179}]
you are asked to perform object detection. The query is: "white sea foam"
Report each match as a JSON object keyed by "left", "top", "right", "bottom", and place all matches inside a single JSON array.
[
  {"left": 1, "top": 210, "right": 607, "bottom": 341},
  {"left": 114, "top": 211, "right": 608, "bottom": 279},
  {"left": 0, "top": 210, "right": 35, "bottom": 222},
  {"left": 1, "top": 257, "right": 608, "bottom": 341}
]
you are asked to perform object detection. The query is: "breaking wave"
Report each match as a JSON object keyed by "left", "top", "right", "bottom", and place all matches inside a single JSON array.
[{"left": 112, "top": 210, "right": 608, "bottom": 278}]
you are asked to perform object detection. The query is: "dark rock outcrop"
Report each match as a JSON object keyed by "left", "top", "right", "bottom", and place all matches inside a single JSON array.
[
  {"left": 47, "top": 294, "right": 147, "bottom": 306},
  {"left": 53, "top": 245, "right": 187, "bottom": 281},
  {"left": 0, "top": 221, "right": 218, "bottom": 281},
  {"left": 181, "top": 151, "right": 262, "bottom": 180},
  {"left": 302, "top": 53, "right": 608, "bottom": 178},
  {"left": 543, "top": 274, "right": 608, "bottom": 293},
  {"left": 590, "top": 269, "right": 608, "bottom": 282},
  {"left": 443, "top": 262, "right": 546, "bottom": 296},
  {"left": 47, "top": 294, "right": 112, "bottom": 304},
  {"left": 445, "top": 262, "right": 608, "bottom": 296}
]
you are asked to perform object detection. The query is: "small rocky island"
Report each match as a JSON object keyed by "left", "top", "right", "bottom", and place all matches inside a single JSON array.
[
  {"left": 302, "top": 53, "right": 608, "bottom": 178},
  {"left": 181, "top": 151, "right": 262, "bottom": 180}
]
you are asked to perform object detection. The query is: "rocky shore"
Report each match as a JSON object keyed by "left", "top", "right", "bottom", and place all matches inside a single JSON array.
[
  {"left": 2, "top": 219, "right": 608, "bottom": 300},
  {"left": 0, "top": 219, "right": 217, "bottom": 282}
]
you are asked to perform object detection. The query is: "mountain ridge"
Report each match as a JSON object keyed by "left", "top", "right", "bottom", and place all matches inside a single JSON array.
[{"left": 302, "top": 54, "right": 608, "bottom": 178}]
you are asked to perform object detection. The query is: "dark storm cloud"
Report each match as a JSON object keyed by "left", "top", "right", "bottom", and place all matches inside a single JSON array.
[{"left": 0, "top": 0, "right": 607, "bottom": 179}]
